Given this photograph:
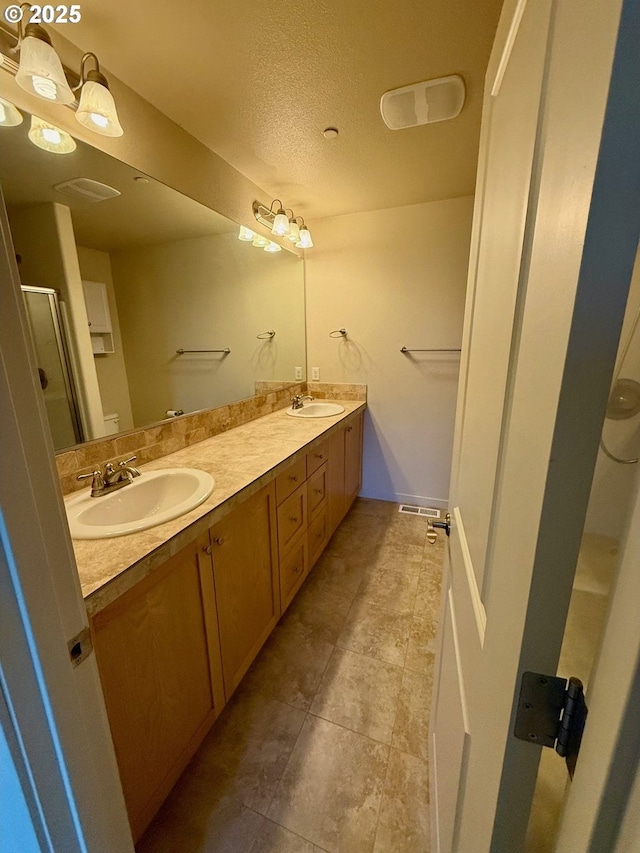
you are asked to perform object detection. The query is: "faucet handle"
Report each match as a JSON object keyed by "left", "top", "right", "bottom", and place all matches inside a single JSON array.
[
  {"left": 118, "top": 456, "right": 137, "bottom": 467},
  {"left": 77, "top": 470, "right": 105, "bottom": 491}
]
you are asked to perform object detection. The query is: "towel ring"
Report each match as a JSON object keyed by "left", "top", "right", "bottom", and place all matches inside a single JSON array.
[
  {"left": 329, "top": 328, "right": 348, "bottom": 339},
  {"left": 257, "top": 330, "right": 276, "bottom": 340}
]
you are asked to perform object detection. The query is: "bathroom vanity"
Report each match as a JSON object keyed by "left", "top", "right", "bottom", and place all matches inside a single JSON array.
[{"left": 71, "top": 403, "right": 364, "bottom": 840}]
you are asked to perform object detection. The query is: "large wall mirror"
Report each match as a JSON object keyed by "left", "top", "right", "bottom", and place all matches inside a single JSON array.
[{"left": 0, "top": 110, "right": 305, "bottom": 452}]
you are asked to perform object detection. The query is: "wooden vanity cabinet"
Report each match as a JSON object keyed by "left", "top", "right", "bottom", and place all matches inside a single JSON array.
[
  {"left": 91, "top": 532, "right": 224, "bottom": 842},
  {"left": 209, "top": 482, "right": 279, "bottom": 699},
  {"left": 344, "top": 413, "right": 364, "bottom": 508}
]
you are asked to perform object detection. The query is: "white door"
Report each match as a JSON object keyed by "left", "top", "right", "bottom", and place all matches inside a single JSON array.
[{"left": 428, "top": 0, "right": 640, "bottom": 850}]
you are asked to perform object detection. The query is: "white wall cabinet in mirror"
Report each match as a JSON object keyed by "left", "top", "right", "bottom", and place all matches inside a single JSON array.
[{"left": 0, "top": 109, "right": 306, "bottom": 451}]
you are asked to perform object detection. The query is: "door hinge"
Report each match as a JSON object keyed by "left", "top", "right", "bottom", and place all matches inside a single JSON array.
[{"left": 514, "top": 671, "right": 588, "bottom": 779}]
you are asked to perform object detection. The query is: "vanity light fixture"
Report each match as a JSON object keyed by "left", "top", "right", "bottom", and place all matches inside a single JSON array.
[
  {"left": 75, "top": 53, "right": 123, "bottom": 137},
  {"left": 238, "top": 225, "right": 255, "bottom": 241},
  {"left": 0, "top": 8, "right": 124, "bottom": 138},
  {"left": 270, "top": 200, "right": 290, "bottom": 237},
  {"left": 0, "top": 96, "right": 23, "bottom": 126},
  {"left": 14, "top": 19, "right": 74, "bottom": 104},
  {"left": 296, "top": 219, "right": 314, "bottom": 249},
  {"left": 28, "top": 114, "right": 76, "bottom": 154},
  {"left": 264, "top": 241, "right": 282, "bottom": 253},
  {"left": 252, "top": 200, "right": 314, "bottom": 250}
]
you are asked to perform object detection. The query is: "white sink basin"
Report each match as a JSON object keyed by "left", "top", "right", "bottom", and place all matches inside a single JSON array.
[
  {"left": 65, "top": 468, "right": 214, "bottom": 539},
  {"left": 286, "top": 402, "right": 345, "bottom": 418}
]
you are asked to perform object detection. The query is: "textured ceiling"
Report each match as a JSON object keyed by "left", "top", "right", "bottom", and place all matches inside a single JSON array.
[{"left": 53, "top": 0, "right": 503, "bottom": 221}]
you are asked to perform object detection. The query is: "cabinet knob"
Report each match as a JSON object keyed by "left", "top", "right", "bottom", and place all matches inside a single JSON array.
[
  {"left": 293, "top": 566, "right": 302, "bottom": 574},
  {"left": 203, "top": 545, "right": 212, "bottom": 555},
  {"left": 314, "top": 488, "right": 323, "bottom": 495},
  {"left": 315, "top": 453, "right": 324, "bottom": 459},
  {"left": 346, "top": 426, "right": 353, "bottom": 432},
  {"left": 289, "top": 475, "right": 299, "bottom": 482},
  {"left": 214, "top": 537, "right": 225, "bottom": 546},
  {"left": 290, "top": 516, "right": 299, "bottom": 524}
]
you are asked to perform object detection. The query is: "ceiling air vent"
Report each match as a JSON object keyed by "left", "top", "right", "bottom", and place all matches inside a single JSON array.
[
  {"left": 380, "top": 75, "right": 465, "bottom": 130},
  {"left": 53, "top": 178, "right": 121, "bottom": 203}
]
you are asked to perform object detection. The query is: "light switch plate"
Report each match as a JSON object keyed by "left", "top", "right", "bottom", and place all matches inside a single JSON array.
[
  {"left": 295, "top": 366, "right": 303, "bottom": 380},
  {"left": 312, "top": 367, "right": 320, "bottom": 381}
]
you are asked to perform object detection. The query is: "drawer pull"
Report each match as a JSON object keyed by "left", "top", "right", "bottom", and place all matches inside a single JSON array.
[
  {"left": 314, "top": 488, "right": 323, "bottom": 495},
  {"left": 289, "top": 475, "right": 299, "bottom": 482},
  {"left": 346, "top": 426, "right": 353, "bottom": 432},
  {"left": 203, "top": 545, "right": 213, "bottom": 555},
  {"left": 290, "top": 516, "right": 299, "bottom": 524},
  {"left": 214, "top": 537, "right": 225, "bottom": 546},
  {"left": 293, "top": 566, "right": 302, "bottom": 574},
  {"left": 315, "top": 453, "right": 324, "bottom": 459}
]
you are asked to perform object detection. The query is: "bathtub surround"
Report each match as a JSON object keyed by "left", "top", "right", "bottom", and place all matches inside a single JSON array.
[
  {"left": 55, "top": 382, "right": 365, "bottom": 494},
  {"left": 305, "top": 196, "right": 473, "bottom": 507}
]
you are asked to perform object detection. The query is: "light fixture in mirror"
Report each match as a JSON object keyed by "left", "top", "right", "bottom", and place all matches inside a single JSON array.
[
  {"left": 264, "top": 241, "right": 282, "bottom": 252},
  {"left": 0, "top": 96, "right": 23, "bottom": 126},
  {"left": 28, "top": 115, "right": 76, "bottom": 153},
  {"left": 238, "top": 225, "right": 254, "bottom": 241},
  {"left": 0, "top": 113, "right": 306, "bottom": 452}
]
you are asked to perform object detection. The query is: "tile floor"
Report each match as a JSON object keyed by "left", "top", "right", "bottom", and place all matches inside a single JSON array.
[{"left": 137, "top": 497, "right": 445, "bottom": 853}]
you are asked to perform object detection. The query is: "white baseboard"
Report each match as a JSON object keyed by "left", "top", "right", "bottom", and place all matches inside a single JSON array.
[{"left": 359, "top": 488, "right": 449, "bottom": 510}]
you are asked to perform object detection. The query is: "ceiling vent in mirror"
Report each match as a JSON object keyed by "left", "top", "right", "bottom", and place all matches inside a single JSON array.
[
  {"left": 53, "top": 178, "right": 121, "bottom": 203},
  {"left": 380, "top": 74, "right": 465, "bottom": 130}
]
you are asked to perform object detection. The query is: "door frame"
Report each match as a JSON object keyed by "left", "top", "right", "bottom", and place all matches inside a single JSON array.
[{"left": 0, "top": 190, "right": 134, "bottom": 850}]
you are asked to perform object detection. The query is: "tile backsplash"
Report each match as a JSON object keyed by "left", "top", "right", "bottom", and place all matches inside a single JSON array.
[{"left": 56, "top": 382, "right": 366, "bottom": 494}]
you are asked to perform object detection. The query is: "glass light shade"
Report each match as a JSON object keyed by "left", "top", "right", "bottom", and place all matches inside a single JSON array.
[
  {"left": 28, "top": 115, "right": 76, "bottom": 154},
  {"left": 271, "top": 209, "right": 290, "bottom": 237},
  {"left": 296, "top": 226, "right": 314, "bottom": 249},
  {"left": 287, "top": 221, "right": 301, "bottom": 243},
  {"left": 238, "top": 225, "right": 255, "bottom": 241},
  {"left": 15, "top": 36, "right": 75, "bottom": 104},
  {"left": 0, "top": 98, "right": 23, "bottom": 127},
  {"left": 252, "top": 234, "right": 269, "bottom": 248},
  {"left": 76, "top": 80, "right": 124, "bottom": 137},
  {"left": 264, "top": 241, "right": 282, "bottom": 253}
]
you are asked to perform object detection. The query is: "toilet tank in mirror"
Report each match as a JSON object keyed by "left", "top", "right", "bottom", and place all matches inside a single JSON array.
[{"left": 0, "top": 111, "right": 305, "bottom": 451}]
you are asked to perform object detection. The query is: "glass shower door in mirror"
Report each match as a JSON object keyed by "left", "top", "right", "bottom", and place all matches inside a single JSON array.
[{"left": 22, "top": 286, "right": 84, "bottom": 449}]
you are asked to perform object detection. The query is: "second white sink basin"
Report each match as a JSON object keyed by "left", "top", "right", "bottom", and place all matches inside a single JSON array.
[
  {"left": 286, "top": 402, "right": 345, "bottom": 418},
  {"left": 65, "top": 468, "right": 214, "bottom": 539}
]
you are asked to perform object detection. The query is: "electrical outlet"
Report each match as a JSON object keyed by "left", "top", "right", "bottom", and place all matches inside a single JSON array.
[
  {"left": 312, "top": 367, "right": 320, "bottom": 381},
  {"left": 294, "top": 366, "right": 303, "bottom": 380}
]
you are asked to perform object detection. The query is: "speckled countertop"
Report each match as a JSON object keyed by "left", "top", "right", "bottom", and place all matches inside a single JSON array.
[{"left": 71, "top": 401, "right": 365, "bottom": 617}]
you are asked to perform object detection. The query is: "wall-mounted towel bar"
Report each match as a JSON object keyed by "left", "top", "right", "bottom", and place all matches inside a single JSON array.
[
  {"left": 400, "top": 347, "right": 461, "bottom": 353},
  {"left": 176, "top": 348, "right": 231, "bottom": 354},
  {"left": 256, "top": 330, "right": 276, "bottom": 339},
  {"left": 329, "top": 328, "right": 348, "bottom": 338}
]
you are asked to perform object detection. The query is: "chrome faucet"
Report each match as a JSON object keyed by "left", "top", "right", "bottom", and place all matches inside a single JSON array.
[
  {"left": 290, "top": 394, "right": 314, "bottom": 410},
  {"left": 77, "top": 456, "right": 141, "bottom": 497}
]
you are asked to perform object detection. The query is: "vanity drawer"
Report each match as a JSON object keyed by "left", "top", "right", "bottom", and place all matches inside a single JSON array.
[
  {"left": 280, "top": 535, "right": 309, "bottom": 612},
  {"left": 306, "top": 444, "right": 329, "bottom": 477},
  {"left": 277, "top": 483, "right": 307, "bottom": 555},
  {"left": 307, "top": 463, "right": 328, "bottom": 518},
  {"left": 308, "top": 509, "right": 328, "bottom": 568},
  {"left": 275, "top": 457, "right": 306, "bottom": 505}
]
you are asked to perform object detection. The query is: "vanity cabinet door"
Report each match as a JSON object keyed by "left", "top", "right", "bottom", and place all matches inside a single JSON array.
[
  {"left": 325, "top": 428, "right": 346, "bottom": 536},
  {"left": 344, "top": 413, "right": 364, "bottom": 509},
  {"left": 210, "top": 482, "right": 279, "bottom": 698},
  {"left": 307, "top": 462, "right": 328, "bottom": 518},
  {"left": 276, "top": 482, "right": 308, "bottom": 555},
  {"left": 91, "top": 532, "right": 223, "bottom": 842}
]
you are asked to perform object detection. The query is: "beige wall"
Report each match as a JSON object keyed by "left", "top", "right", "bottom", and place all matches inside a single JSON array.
[
  {"left": 76, "top": 246, "right": 134, "bottom": 432},
  {"left": 110, "top": 233, "right": 305, "bottom": 426},
  {"left": 305, "top": 196, "right": 474, "bottom": 505}
]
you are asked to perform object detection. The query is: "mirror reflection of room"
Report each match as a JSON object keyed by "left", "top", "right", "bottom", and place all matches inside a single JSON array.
[{"left": 0, "top": 122, "right": 305, "bottom": 450}]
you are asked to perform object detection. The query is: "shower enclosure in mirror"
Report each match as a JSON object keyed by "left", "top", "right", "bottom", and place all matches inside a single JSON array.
[
  {"left": 21, "top": 285, "right": 84, "bottom": 448},
  {"left": 0, "top": 109, "right": 306, "bottom": 452}
]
